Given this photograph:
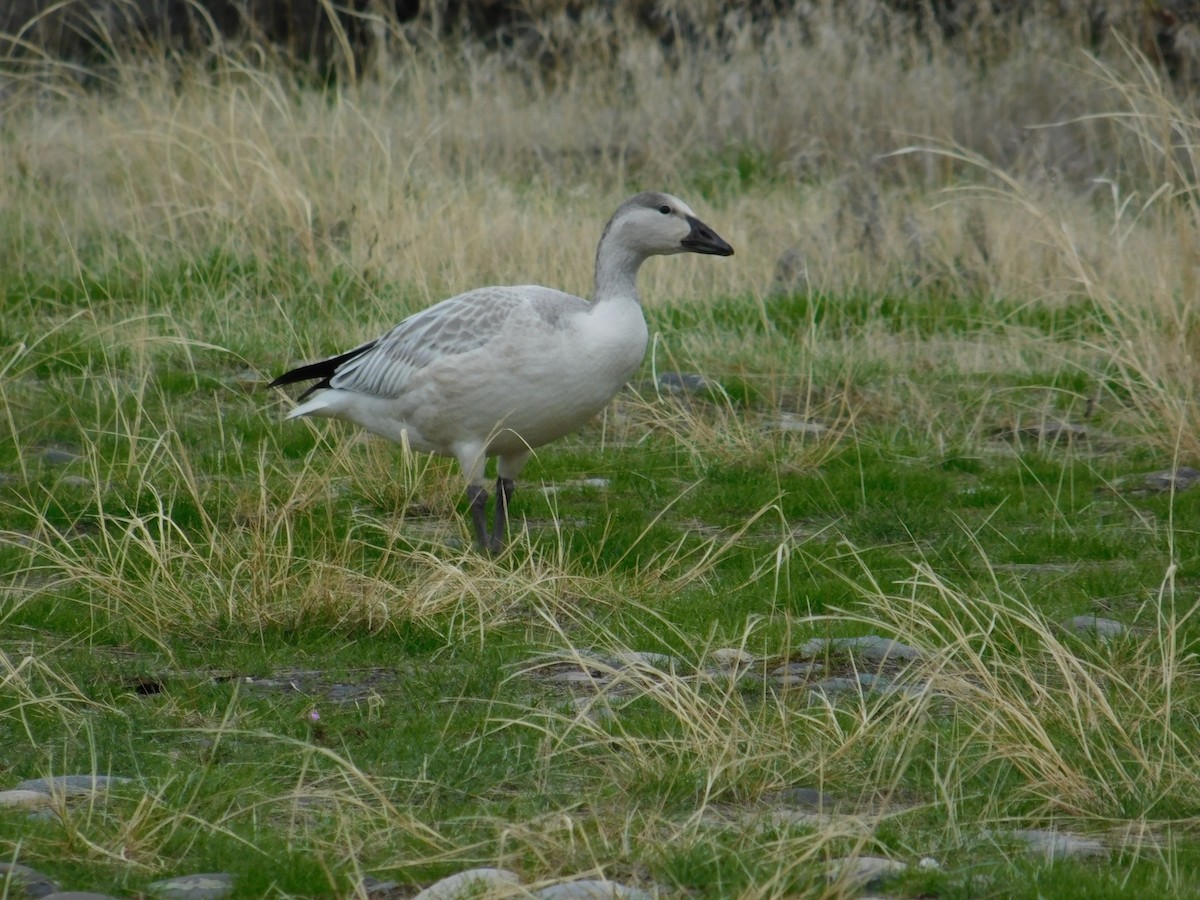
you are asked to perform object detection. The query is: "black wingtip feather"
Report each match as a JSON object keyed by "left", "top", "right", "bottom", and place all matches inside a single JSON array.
[{"left": 270, "top": 341, "right": 378, "bottom": 399}]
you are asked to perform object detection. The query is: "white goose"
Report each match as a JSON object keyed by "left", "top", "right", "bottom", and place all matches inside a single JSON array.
[{"left": 271, "top": 192, "right": 733, "bottom": 551}]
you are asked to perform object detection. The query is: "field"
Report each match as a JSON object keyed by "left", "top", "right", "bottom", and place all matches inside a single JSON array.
[{"left": 4, "top": 4, "right": 1200, "bottom": 897}]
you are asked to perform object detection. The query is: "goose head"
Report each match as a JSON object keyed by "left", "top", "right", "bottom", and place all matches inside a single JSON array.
[{"left": 605, "top": 192, "right": 735, "bottom": 258}]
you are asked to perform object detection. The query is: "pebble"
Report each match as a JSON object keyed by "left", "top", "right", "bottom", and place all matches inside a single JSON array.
[
  {"left": 0, "top": 862, "right": 59, "bottom": 898},
  {"left": 147, "top": 872, "right": 234, "bottom": 899},
  {"left": 1011, "top": 829, "right": 1107, "bottom": 860},
  {"left": 412, "top": 868, "right": 520, "bottom": 899},
  {"left": 533, "top": 880, "right": 654, "bottom": 899},
  {"left": 657, "top": 371, "right": 710, "bottom": 395},
  {"left": 15, "top": 775, "right": 132, "bottom": 796},
  {"left": 1062, "top": 615, "right": 1126, "bottom": 640},
  {"left": 0, "top": 789, "right": 55, "bottom": 809},
  {"left": 827, "top": 856, "right": 907, "bottom": 889}
]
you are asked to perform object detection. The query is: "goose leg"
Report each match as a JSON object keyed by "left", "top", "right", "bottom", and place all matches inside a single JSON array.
[
  {"left": 493, "top": 476, "right": 515, "bottom": 545},
  {"left": 466, "top": 483, "right": 496, "bottom": 553}
]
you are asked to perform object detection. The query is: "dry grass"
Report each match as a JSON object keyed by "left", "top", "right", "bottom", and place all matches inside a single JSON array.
[{"left": 4, "top": 5, "right": 1200, "bottom": 897}]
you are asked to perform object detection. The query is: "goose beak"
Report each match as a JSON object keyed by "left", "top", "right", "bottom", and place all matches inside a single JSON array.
[{"left": 681, "top": 216, "right": 734, "bottom": 256}]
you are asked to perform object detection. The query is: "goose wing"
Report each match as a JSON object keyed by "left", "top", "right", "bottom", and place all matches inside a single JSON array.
[{"left": 327, "top": 287, "right": 525, "bottom": 399}]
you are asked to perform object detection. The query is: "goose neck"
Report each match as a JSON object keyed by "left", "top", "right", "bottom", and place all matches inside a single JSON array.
[{"left": 593, "top": 240, "right": 646, "bottom": 305}]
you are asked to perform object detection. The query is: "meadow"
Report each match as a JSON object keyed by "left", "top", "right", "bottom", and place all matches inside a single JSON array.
[{"left": 3, "top": 3, "right": 1200, "bottom": 897}]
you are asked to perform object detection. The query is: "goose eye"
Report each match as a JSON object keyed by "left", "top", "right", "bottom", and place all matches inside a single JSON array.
[{"left": 658, "top": 205, "right": 671, "bottom": 215}]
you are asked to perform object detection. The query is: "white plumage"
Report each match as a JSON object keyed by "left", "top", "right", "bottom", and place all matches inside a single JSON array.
[{"left": 271, "top": 192, "right": 733, "bottom": 551}]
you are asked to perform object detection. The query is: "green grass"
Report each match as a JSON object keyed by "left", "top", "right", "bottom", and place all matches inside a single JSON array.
[
  {"left": 3, "top": 250, "right": 1200, "bottom": 897},
  {"left": 6, "top": 10, "right": 1200, "bottom": 894}
]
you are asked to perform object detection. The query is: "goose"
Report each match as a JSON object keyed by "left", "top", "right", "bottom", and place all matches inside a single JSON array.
[{"left": 270, "top": 192, "right": 734, "bottom": 552}]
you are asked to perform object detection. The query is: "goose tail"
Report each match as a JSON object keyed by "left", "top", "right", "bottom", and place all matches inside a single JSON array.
[{"left": 270, "top": 340, "right": 378, "bottom": 401}]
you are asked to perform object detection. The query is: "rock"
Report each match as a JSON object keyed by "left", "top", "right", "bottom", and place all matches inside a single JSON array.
[
  {"left": 42, "top": 894, "right": 123, "bottom": 899},
  {"left": 709, "top": 648, "right": 755, "bottom": 670},
  {"left": 39, "top": 447, "right": 81, "bottom": 465},
  {"left": 797, "top": 638, "right": 831, "bottom": 657},
  {"left": 15, "top": 775, "right": 132, "bottom": 796},
  {"left": 147, "top": 872, "right": 234, "bottom": 899},
  {"left": 993, "top": 420, "right": 1089, "bottom": 445},
  {"left": 541, "top": 670, "right": 612, "bottom": 687},
  {"left": 0, "top": 863, "right": 59, "bottom": 898},
  {"left": 767, "top": 414, "right": 828, "bottom": 437},
  {"left": 533, "top": 880, "right": 653, "bottom": 899},
  {"left": 1011, "top": 829, "right": 1107, "bottom": 860},
  {"left": 57, "top": 475, "right": 94, "bottom": 488},
  {"left": 412, "top": 868, "right": 520, "bottom": 899},
  {"left": 0, "top": 789, "right": 55, "bottom": 809},
  {"left": 610, "top": 650, "right": 678, "bottom": 671},
  {"left": 226, "top": 370, "right": 269, "bottom": 392},
  {"left": 773, "top": 786, "right": 837, "bottom": 810},
  {"left": 657, "top": 371, "right": 710, "bottom": 394},
  {"left": 917, "top": 857, "right": 941, "bottom": 870},
  {"left": 541, "top": 478, "right": 611, "bottom": 496},
  {"left": 769, "top": 661, "right": 822, "bottom": 685},
  {"left": 1061, "top": 616, "right": 1126, "bottom": 640},
  {"left": 827, "top": 856, "right": 906, "bottom": 889},
  {"left": 808, "top": 677, "right": 865, "bottom": 697},
  {"left": 359, "top": 875, "right": 400, "bottom": 895},
  {"left": 1140, "top": 467, "right": 1200, "bottom": 493},
  {"left": 833, "top": 635, "right": 924, "bottom": 661}
]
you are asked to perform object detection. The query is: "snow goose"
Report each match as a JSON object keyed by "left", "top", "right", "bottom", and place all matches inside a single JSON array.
[{"left": 270, "top": 192, "right": 733, "bottom": 551}]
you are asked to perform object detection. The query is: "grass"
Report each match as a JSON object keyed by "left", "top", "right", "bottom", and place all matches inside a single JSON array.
[{"left": 4, "top": 4, "right": 1200, "bottom": 898}]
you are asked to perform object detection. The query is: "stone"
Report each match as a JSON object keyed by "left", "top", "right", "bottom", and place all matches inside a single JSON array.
[
  {"left": 226, "top": 370, "right": 269, "bottom": 392},
  {"left": 995, "top": 420, "right": 1089, "bottom": 445},
  {"left": 797, "top": 638, "right": 831, "bottom": 657},
  {"left": 0, "top": 862, "right": 59, "bottom": 897},
  {"left": 770, "top": 662, "right": 821, "bottom": 679},
  {"left": 827, "top": 856, "right": 906, "bottom": 889},
  {"left": 774, "top": 786, "right": 837, "bottom": 810},
  {"left": 147, "top": 872, "right": 234, "bottom": 899},
  {"left": 610, "top": 650, "right": 678, "bottom": 671},
  {"left": 0, "top": 789, "right": 55, "bottom": 809},
  {"left": 40, "top": 447, "right": 81, "bottom": 465},
  {"left": 359, "top": 875, "right": 400, "bottom": 895},
  {"left": 57, "top": 475, "right": 94, "bottom": 488},
  {"left": 1062, "top": 616, "right": 1126, "bottom": 640},
  {"left": 541, "top": 670, "right": 611, "bottom": 686},
  {"left": 767, "top": 414, "right": 828, "bottom": 437},
  {"left": 709, "top": 648, "right": 755, "bottom": 670},
  {"left": 412, "top": 868, "right": 520, "bottom": 899},
  {"left": 1011, "top": 829, "right": 1107, "bottom": 860},
  {"left": 41, "top": 894, "right": 123, "bottom": 899},
  {"left": 15, "top": 775, "right": 132, "bottom": 796},
  {"left": 1140, "top": 467, "right": 1200, "bottom": 493},
  {"left": 533, "top": 880, "right": 653, "bottom": 899},
  {"left": 833, "top": 635, "right": 924, "bottom": 661},
  {"left": 657, "top": 372, "right": 710, "bottom": 394}
]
